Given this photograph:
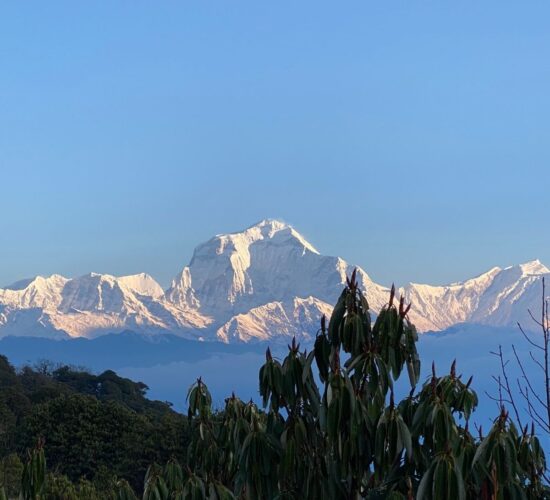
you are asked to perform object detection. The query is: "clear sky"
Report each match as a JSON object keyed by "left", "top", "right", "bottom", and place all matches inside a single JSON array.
[{"left": 1, "top": 2, "right": 549, "bottom": 288}]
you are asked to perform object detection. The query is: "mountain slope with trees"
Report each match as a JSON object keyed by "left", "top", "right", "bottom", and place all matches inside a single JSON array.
[{"left": 0, "top": 357, "right": 190, "bottom": 496}]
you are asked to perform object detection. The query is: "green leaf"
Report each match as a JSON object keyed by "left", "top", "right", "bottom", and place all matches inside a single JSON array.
[
  {"left": 328, "top": 289, "right": 347, "bottom": 345},
  {"left": 417, "top": 464, "right": 434, "bottom": 500},
  {"left": 398, "top": 417, "right": 413, "bottom": 461}
]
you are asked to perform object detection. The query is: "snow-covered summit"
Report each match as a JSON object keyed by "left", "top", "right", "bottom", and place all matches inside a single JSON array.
[
  {"left": 117, "top": 273, "right": 165, "bottom": 298},
  {"left": 400, "top": 260, "right": 549, "bottom": 332},
  {"left": 515, "top": 259, "right": 549, "bottom": 276},
  {"left": 229, "top": 219, "right": 320, "bottom": 255},
  {"left": 165, "top": 218, "right": 388, "bottom": 323},
  {"left": 0, "top": 220, "right": 548, "bottom": 343},
  {"left": 0, "top": 271, "right": 210, "bottom": 339},
  {"left": 0, "top": 274, "right": 69, "bottom": 310}
]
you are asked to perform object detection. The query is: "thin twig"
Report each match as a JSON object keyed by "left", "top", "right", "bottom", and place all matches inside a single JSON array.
[
  {"left": 527, "top": 309, "right": 544, "bottom": 328},
  {"left": 513, "top": 346, "right": 547, "bottom": 410},
  {"left": 520, "top": 384, "right": 550, "bottom": 432},
  {"left": 491, "top": 345, "right": 523, "bottom": 428},
  {"left": 517, "top": 322, "right": 544, "bottom": 351},
  {"left": 529, "top": 350, "right": 545, "bottom": 373}
]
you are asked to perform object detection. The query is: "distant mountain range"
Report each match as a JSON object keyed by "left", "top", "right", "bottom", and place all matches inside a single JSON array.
[{"left": 1, "top": 219, "right": 548, "bottom": 343}]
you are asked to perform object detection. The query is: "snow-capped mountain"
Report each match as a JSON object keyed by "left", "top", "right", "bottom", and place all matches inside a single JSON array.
[
  {"left": 0, "top": 272, "right": 211, "bottom": 339},
  {"left": 166, "top": 219, "right": 389, "bottom": 317},
  {"left": 400, "top": 260, "right": 549, "bottom": 332},
  {"left": 0, "top": 219, "right": 548, "bottom": 343}
]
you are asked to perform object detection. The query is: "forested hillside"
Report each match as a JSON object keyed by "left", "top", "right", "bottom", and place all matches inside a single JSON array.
[{"left": 0, "top": 356, "right": 189, "bottom": 497}]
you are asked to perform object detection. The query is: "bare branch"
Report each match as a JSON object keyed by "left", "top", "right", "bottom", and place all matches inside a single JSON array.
[
  {"left": 491, "top": 345, "right": 523, "bottom": 429},
  {"left": 520, "top": 384, "right": 550, "bottom": 432},
  {"left": 484, "top": 391, "right": 512, "bottom": 406},
  {"left": 492, "top": 277, "right": 550, "bottom": 441},
  {"left": 517, "top": 322, "right": 544, "bottom": 351},
  {"left": 512, "top": 346, "right": 548, "bottom": 410},
  {"left": 527, "top": 309, "right": 544, "bottom": 328},
  {"left": 529, "top": 350, "right": 545, "bottom": 373}
]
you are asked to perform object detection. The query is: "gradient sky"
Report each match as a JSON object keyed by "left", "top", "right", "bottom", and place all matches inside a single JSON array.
[{"left": 1, "top": 2, "right": 549, "bottom": 288}]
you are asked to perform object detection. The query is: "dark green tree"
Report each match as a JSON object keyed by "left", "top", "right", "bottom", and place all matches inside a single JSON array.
[
  {"left": 0, "top": 452, "right": 23, "bottom": 498},
  {"left": 19, "top": 394, "right": 178, "bottom": 491}
]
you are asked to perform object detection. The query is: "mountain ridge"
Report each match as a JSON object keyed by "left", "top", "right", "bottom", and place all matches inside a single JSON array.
[{"left": 1, "top": 220, "right": 548, "bottom": 342}]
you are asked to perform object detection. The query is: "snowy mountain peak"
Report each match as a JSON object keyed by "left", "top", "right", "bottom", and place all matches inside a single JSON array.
[
  {"left": 213, "top": 218, "right": 320, "bottom": 256},
  {"left": 165, "top": 267, "right": 200, "bottom": 309},
  {"left": 516, "top": 259, "right": 549, "bottom": 276},
  {"left": 401, "top": 259, "right": 549, "bottom": 333},
  {"left": 460, "top": 266, "right": 503, "bottom": 286},
  {"left": 167, "top": 219, "right": 326, "bottom": 317},
  {"left": 0, "top": 274, "right": 69, "bottom": 311},
  {"left": 117, "top": 273, "right": 164, "bottom": 298},
  {"left": 68, "top": 272, "right": 164, "bottom": 299},
  {"left": 4, "top": 274, "right": 68, "bottom": 292},
  {"left": 4, "top": 277, "right": 41, "bottom": 291},
  {"left": 251, "top": 219, "right": 320, "bottom": 255},
  {"left": 242, "top": 218, "right": 290, "bottom": 233}
]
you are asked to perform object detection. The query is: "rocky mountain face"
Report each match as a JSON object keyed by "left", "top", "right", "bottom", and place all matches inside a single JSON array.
[{"left": 1, "top": 220, "right": 548, "bottom": 343}]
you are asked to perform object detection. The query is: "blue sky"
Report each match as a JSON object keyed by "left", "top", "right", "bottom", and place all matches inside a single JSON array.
[{"left": 1, "top": 2, "right": 549, "bottom": 288}]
